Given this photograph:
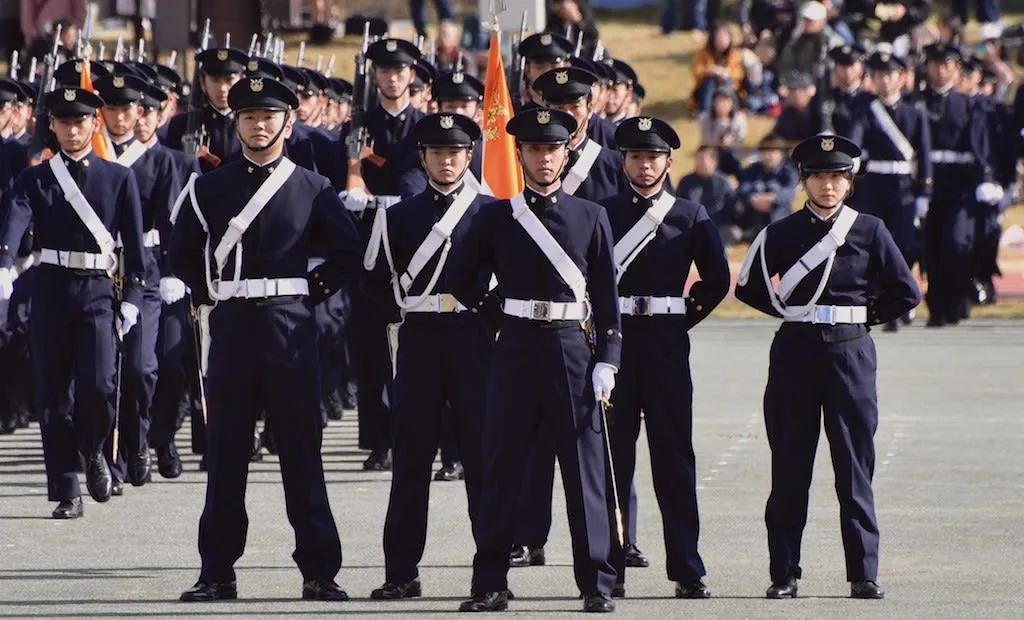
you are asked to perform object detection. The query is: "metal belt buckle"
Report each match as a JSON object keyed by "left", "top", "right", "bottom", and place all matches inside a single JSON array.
[
  {"left": 633, "top": 296, "right": 653, "bottom": 316},
  {"left": 813, "top": 305, "right": 837, "bottom": 325},
  {"left": 530, "top": 300, "right": 552, "bottom": 321},
  {"left": 439, "top": 294, "right": 458, "bottom": 313}
]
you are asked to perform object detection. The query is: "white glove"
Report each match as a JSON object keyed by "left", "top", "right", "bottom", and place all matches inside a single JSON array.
[
  {"left": 159, "top": 277, "right": 187, "bottom": 304},
  {"left": 592, "top": 362, "right": 617, "bottom": 403},
  {"left": 975, "top": 182, "right": 1004, "bottom": 205},
  {"left": 342, "top": 187, "right": 370, "bottom": 212},
  {"left": 117, "top": 302, "right": 139, "bottom": 339},
  {"left": 0, "top": 268, "right": 15, "bottom": 301},
  {"left": 914, "top": 197, "right": 929, "bottom": 219}
]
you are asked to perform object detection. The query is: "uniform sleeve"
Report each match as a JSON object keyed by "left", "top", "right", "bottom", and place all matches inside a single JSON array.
[
  {"left": 734, "top": 225, "right": 784, "bottom": 318},
  {"left": 397, "top": 164, "right": 428, "bottom": 200},
  {"left": 866, "top": 220, "right": 921, "bottom": 325},
  {"left": 914, "top": 107, "right": 933, "bottom": 199},
  {"left": 0, "top": 171, "right": 34, "bottom": 269},
  {"left": 168, "top": 183, "right": 210, "bottom": 304},
  {"left": 154, "top": 155, "right": 181, "bottom": 278},
  {"left": 359, "top": 209, "right": 402, "bottom": 323},
  {"left": 118, "top": 171, "right": 148, "bottom": 307},
  {"left": 448, "top": 205, "right": 502, "bottom": 326},
  {"left": 308, "top": 181, "right": 363, "bottom": 304},
  {"left": 587, "top": 208, "right": 622, "bottom": 367},
  {"left": 969, "top": 100, "right": 994, "bottom": 183},
  {"left": 685, "top": 206, "right": 730, "bottom": 330}
]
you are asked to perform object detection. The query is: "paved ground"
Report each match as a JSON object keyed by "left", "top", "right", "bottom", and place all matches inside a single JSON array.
[{"left": 1, "top": 319, "right": 1022, "bottom": 618}]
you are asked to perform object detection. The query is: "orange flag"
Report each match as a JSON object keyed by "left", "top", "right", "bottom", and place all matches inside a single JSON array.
[
  {"left": 80, "top": 60, "right": 112, "bottom": 160},
  {"left": 482, "top": 29, "right": 522, "bottom": 199}
]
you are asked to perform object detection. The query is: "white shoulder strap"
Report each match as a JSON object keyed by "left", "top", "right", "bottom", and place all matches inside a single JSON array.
[
  {"left": 170, "top": 172, "right": 200, "bottom": 225},
  {"left": 612, "top": 192, "right": 676, "bottom": 283},
  {"left": 116, "top": 140, "right": 149, "bottom": 168},
  {"left": 562, "top": 139, "right": 602, "bottom": 196},
  {"left": 399, "top": 188, "right": 478, "bottom": 291},
  {"left": 777, "top": 206, "right": 859, "bottom": 301},
  {"left": 510, "top": 193, "right": 586, "bottom": 303},
  {"left": 48, "top": 156, "right": 116, "bottom": 255},
  {"left": 869, "top": 99, "right": 914, "bottom": 161},
  {"left": 213, "top": 158, "right": 296, "bottom": 269}
]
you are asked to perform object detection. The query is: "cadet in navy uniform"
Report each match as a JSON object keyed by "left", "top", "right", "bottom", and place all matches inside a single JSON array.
[
  {"left": 916, "top": 43, "right": 994, "bottom": 327},
  {"left": 343, "top": 38, "right": 427, "bottom": 471},
  {"left": 449, "top": 108, "right": 621, "bottom": 614},
  {"left": 0, "top": 87, "right": 148, "bottom": 519},
  {"left": 600, "top": 117, "right": 729, "bottom": 600},
  {"left": 364, "top": 113, "right": 496, "bottom": 600},
  {"left": 822, "top": 44, "right": 865, "bottom": 136},
  {"left": 516, "top": 33, "right": 574, "bottom": 111},
  {"left": 735, "top": 134, "right": 920, "bottom": 600},
  {"left": 847, "top": 51, "right": 931, "bottom": 330},
  {"left": 171, "top": 77, "right": 360, "bottom": 602},
  {"left": 94, "top": 72, "right": 181, "bottom": 492},
  {"left": 165, "top": 48, "right": 247, "bottom": 172}
]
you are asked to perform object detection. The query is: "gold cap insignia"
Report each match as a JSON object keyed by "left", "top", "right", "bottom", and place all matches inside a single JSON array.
[
  {"left": 821, "top": 137, "right": 835, "bottom": 152},
  {"left": 555, "top": 71, "right": 569, "bottom": 85},
  {"left": 540, "top": 34, "right": 552, "bottom": 46},
  {"left": 64, "top": 89, "right": 76, "bottom": 101},
  {"left": 104, "top": 62, "right": 114, "bottom": 71},
  {"left": 248, "top": 60, "right": 259, "bottom": 71},
  {"left": 638, "top": 117, "right": 652, "bottom": 131},
  {"left": 880, "top": 52, "right": 891, "bottom": 62},
  {"left": 217, "top": 49, "right": 229, "bottom": 61},
  {"left": 250, "top": 78, "right": 264, "bottom": 92},
  {"left": 440, "top": 115, "right": 454, "bottom": 129},
  {"left": 452, "top": 72, "right": 464, "bottom": 84},
  {"left": 182, "top": 84, "right": 191, "bottom": 96},
  {"left": 74, "top": 61, "right": 83, "bottom": 73},
  {"left": 386, "top": 40, "right": 398, "bottom": 52},
  {"left": 842, "top": 45, "right": 851, "bottom": 54},
  {"left": 112, "top": 75, "right": 125, "bottom": 88},
  {"left": 537, "top": 110, "right": 551, "bottom": 125}
]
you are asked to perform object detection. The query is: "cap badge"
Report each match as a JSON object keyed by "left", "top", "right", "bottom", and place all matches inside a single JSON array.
[
  {"left": 217, "top": 49, "right": 229, "bottom": 61},
  {"left": 842, "top": 45, "right": 851, "bottom": 54},
  {"left": 555, "top": 71, "right": 569, "bottom": 85},
  {"left": 64, "top": 89, "right": 77, "bottom": 101},
  {"left": 537, "top": 110, "right": 550, "bottom": 125},
  {"left": 821, "top": 137, "right": 835, "bottom": 152},
  {"left": 452, "top": 72, "right": 464, "bottom": 84},
  {"left": 540, "top": 34, "right": 552, "bottom": 46},
  {"left": 638, "top": 117, "right": 652, "bottom": 131},
  {"left": 74, "top": 61, "right": 83, "bottom": 73},
  {"left": 248, "top": 60, "right": 259, "bottom": 71},
  {"left": 112, "top": 75, "right": 125, "bottom": 88},
  {"left": 250, "top": 78, "right": 264, "bottom": 92},
  {"left": 386, "top": 40, "right": 398, "bottom": 52},
  {"left": 880, "top": 52, "right": 890, "bottom": 62},
  {"left": 182, "top": 84, "right": 191, "bottom": 96},
  {"left": 440, "top": 115, "right": 454, "bottom": 129}
]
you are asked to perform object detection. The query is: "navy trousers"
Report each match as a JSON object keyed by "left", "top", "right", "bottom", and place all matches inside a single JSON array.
[
  {"left": 763, "top": 325, "right": 880, "bottom": 583},
  {"left": 314, "top": 288, "right": 349, "bottom": 421},
  {"left": 610, "top": 319, "right": 706, "bottom": 585},
  {"left": 471, "top": 321, "right": 616, "bottom": 596},
  {"left": 31, "top": 267, "right": 118, "bottom": 501},
  {"left": 924, "top": 201, "right": 973, "bottom": 322},
  {"left": 350, "top": 293, "right": 393, "bottom": 452},
  {"left": 148, "top": 297, "right": 192, "bottom": 449},
  {"left": 197, "top": 300, "right": 342, "bottom": 583},
  {"left": 382, "top": 314, "right": 491, "bottom": 584}
]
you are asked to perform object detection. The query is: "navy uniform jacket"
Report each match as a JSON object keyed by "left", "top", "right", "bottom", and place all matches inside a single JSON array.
[
  {"left": 676, "top": 171, "right": 736, "bottom": 227},
  {"left": 599, "top": 188, "right": 730, "bottom": 330},
  {"left": 0, "top": 136, "right": 29, "bottom": 200},
  {"left": 735, "top": 205, "right": 921, "bottom": 337},
  {"left": 0, "top": 152, "right": 148, "bottom": 307},
  {"left": 448, "top": 187, "right": 622, "bottom": 366},
  {"left": 587, "top": 114, "right": 617, "bottom": 149},
  {"left": 396, "top": 141, "right": 485, "bottom": 200},
  {"left": 823, "top": 86, "right": 860, "bottom": 137},
  {"left": 360, "top": 104, "right": 425, "bottom": 197},
  {"left": 365, "top": 184, "right": 497, "bottom": 323},
  {"left": 285, "top": 122, "right": 321, "bottom": 174},
  {"left": 164, "top": 104, "right": 241, "bottom": 173},
  {"left": 916, "top": 87, "right": 990, "bottom": 203},
  {"left": 978, "top": 95, "right": 1017, "bottom": 187},
  {"left": 772, "top": 104, "right": 825, "bottom": 142},
  {"left": 565, "top": 137, "right": 630, "bottom": 203},
  {"left": 118, "top": 140, "right": 180, "bottom": 277},
  {"left": 163, "top": 144, "right": 201, "bottom": 186},
  {"left": 308, "top": 126, "right": 345, "bottom": 189},
  {"left": 847, "top": 94, "right": 932, "bottom": 201},
  {"left": 169, "top": 156, "right": 362, "bottom": 306}
]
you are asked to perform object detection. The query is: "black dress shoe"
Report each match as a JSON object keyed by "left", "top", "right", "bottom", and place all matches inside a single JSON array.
[
  {"left": 850, "top": 580, "right": 885, "bottom": 599},
  {"left": 509, "top": 545, "right": 545, "bottom": 567},
  {"left": 623, "top": 543, "right": 649, "bottom": 568},
  {"left": 180, "top": 581, "right": 237, "bottom": 602},
  {"left": 434, "top": 462, "right": 465, "bottom": 481},
  {"left": 261, "top": 429, "right": 278, "bottom": 455},
  {"left": 582, "top": 593, "right": 615, "bottom": 613},
  {"left": 370, "top": 578, "right": 422, "bottom": 600},
  {"left": 52, "top": 498, "right": 83, "bottom": 519},
  {"left": 111, "top": 478, "right": 124, "bottom": 496},
  {"left": 676, "top": 579, "right": 711, "bottom": 599},
  {"left": 198, "top": 455, "right": 208, "bottom": 472},
  {"left": 926, "top": 316, "right": 945, "bottom": 328},
  {"left": 766, "top": 577, "right": 798, "bottom": 599},
  {"left": 84, "top": 451, "right": 112, "bottom": 503},
  {"left": 157, "top": 443, "right": 183, "bottom": 479},
  {"left": 128, "top": 446, "right": 152, "bottom": 486},
  {"left": 611, "top": 584, "right": 625, "bottom": 598},
  {"left": 883, "top": 320, "right": 899, "bottom": 332},
  {"left": 459, "top": 591, "right": 508, "bottom": 612},
  {"left": 362, "top": 449, "right": 392, "bottom": 471},
  {"left": 302, "top": 579, "right": 349, "bottom": 601}
]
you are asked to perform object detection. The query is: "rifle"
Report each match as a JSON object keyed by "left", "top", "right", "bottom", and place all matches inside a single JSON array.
[
  {"left": 9, "top": 51, "right": 18, "bottom": 79},
  {"left": 136, "top": 38, "right": 146, "bottom": 63},
  {"left": 182, "top": 19, "right": 212, "bottom": 155},
  {"left": 247, "top": 33, "right": 259, "bottom": 58},
  {"left": 26, "top": 24, "right": 62, "bottom": 162},
  {"left": 507, "top": 11, "right": 528, "bottom": 108},
  {"left": 574, "top": 31, "right": 584, "bottom": 57},
  {"left": 344, "top": 23, "right": 372, "bottom": 163},
  {"left": 592, "top": 40, "right": 605, "bottom": 61},
  {"left": 325, "top": 55, "right": 336, "bottom": 78},
  {"left": 297, "top": 41, "right": 306, "bottom": 68},
  {"left": 114, "top": 34, "right": 125, "bottom": 62}
]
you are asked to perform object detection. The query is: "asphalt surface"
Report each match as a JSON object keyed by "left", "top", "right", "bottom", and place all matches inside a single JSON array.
[{"left": 1, "top": 319, "right": 1022, "bottom": 618}]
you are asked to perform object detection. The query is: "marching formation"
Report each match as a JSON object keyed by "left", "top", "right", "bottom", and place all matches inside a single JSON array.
[{"left": 2, "top": 12, "right": 1018, "bottom": 612}]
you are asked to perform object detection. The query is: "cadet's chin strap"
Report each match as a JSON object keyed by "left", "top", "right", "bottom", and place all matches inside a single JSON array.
[
  {"left": 237, "top": 109, "right": 291, "bottom": 152},
  {"left": 630, "top": 165, "right": 670, "bottom": 191},
  {"left": 517, "top": 142, "right": 570, "bottom": 189},
  {"left": 420, "top": 146, "right": 473, "bottom": 188}
]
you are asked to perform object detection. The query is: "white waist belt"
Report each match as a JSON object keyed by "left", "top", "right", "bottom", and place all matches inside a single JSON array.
[
  {"left": 213, "top": 277, "right": 309, "bottom": 299},
  {"left": 404, "top": 293, "right": 467, "bottom": 313},
  {"left": 619, "top": 296, "right": 686, "bottom": 316},
  {"left": 865, "top": 160, "right": 913, "bottom": 175},
  {"left": 143, "top": 229, "right": 160, "bottom": 247},
  {"left": 39, "top": 248, "right": 116, "bottom": 271},
  {"left": 784, "top": 304, "right": 868, "bottom": 325},
  {"left": 503, "top": 298, "right": 588, "bottom": 321},
  {"left": 930, "top": 150, "right": 975, "bottom": 165}
]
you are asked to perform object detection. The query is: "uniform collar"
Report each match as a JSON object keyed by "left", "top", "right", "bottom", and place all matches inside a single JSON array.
[
  {"left": 929, "top": 82, "right": 955, "bottom": 96},
  {"left": 62, "top": 147, "right": 93, "bottom": 163},
  {"left": 206, "top": 103, "right": 233, "bottom": 118},
  {"left": 243, "top": 153, "right": 284, "bottom": 174},
  {"left": 428, "top": 180, "right": 464, "bottom": 207},
  {"left": 523, "top": 184, "right": 562, "bottom": 209},
  {"left": 381, "top": 101, "right": 411, "bottom": 119},
  {"left": 805, "top": 201, "right": 844, "bottom": 225},
  {"left": 628, "top": 183, "right": 664, "bottom": 208}
]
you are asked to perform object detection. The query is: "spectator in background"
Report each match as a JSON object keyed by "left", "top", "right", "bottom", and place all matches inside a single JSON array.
[
  {"left": 677, "top": 145, "right": 740, "bottom": 244},
  {"left": 0, "top": 1, "right": 23, "bottom": 63},
  {"left": 824, "top": 0, "right": 855, "bottom": 43},
  {"left": 846, "top": 1, "right": 930, "bottom": 57},
  {"left": 980, "top": 37, "right": 1014, "bottom": 100},
  {"left": 698, "top": 88, "right": 746, "bottom": 176},
  {"left": 772, "top": 71, "right": 824, "bottom": 141},
  {"left": 737, "top": 0, "right": 799, "bottom": 49},
  {"left": 952, "top": 0, "right": 1001, "bottom": 39},
  {"left": 547, "top": 0, "right": 600, "bottom": 59},
  {"left": 435, "top": 20, "right": 479, "bottom": 76},
  {"left": 742, "top": 36, "right": 781, "bottom": 115},
  {"left": 662, "top": 0, "right": 722, "bottom": 35},
  {"left": 775, "top": 2, "right": 841, "bottom": 79},
  {"left": 410, "top": 0, "right": 454, "bottom": 39},
  {"left": 936, "top": 13, "right": 966, "bottom": 45},
  {"left": 690, "top": 22, "right": 746, "bottom": 111},
  {"left": 20, "top": 0, "right": 84, "bottom": 48},
  {"left": 735, "top": 134, "right": 798, "bottom": 241}
]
